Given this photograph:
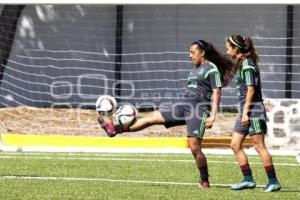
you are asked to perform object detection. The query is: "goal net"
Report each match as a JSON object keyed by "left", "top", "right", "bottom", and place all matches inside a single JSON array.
[{"left": 0, "top": 4, "right": 299, "bottom": 153}]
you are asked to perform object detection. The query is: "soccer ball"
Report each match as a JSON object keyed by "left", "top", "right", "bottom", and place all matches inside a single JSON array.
[
  {"left": 95, "top": 95, "right": 117, "bottom": 116},
  {"left": 115, "top": 104, "right": 138, "bottom": 127}
]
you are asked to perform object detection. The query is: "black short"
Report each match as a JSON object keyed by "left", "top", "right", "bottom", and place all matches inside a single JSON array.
[
  {"left": 235, "top": 101, "right": 267, "bottom": 135},
  {"left": 159, "top": 102, "right": 209, "bottom": 138},
  {"left": 234, "top": 116, "right": 267, "bottom": 135}
]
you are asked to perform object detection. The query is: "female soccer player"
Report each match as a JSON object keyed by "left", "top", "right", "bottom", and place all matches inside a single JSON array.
[
  {"left": 226, "top": 34, "right": 281, "bottom": 192},
  {"left": 99, "top": 40, "right": 233, "bottom": 189}
]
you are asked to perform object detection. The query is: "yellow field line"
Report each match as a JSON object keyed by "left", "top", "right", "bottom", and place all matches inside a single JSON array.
[
  {"left": 1, "top": 134, "right": 250, "bottom": 148},
  {"left": 1, "top": 134, "right": 188, "bottom": 148}
]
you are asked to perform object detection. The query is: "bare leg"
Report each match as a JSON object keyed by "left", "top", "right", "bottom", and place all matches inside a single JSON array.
[
  {"left": 251, "top": 134, "right": 273, "bottom": 166},
  {"left": 188, "top": 137, "right": 209, "bottom": 188},
  {"left": 98, "top": 110, "right": 166, "bottom": 136},
  {"left": 129, "top": 111, "right": 166, "bottom": 132},
  {"left": 251, "top": 133, "right": 280, "bottom": 190},
  {"left": 230, "top": 132, "right": 248, "bottom": 165},
  {"left": 230, "top": 132, "right": 256, "bottom": 190}
]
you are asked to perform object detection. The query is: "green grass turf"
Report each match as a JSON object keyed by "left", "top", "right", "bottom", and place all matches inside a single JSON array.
[{"left": 0, "top": 152, "right": 299, "bottom": 199}]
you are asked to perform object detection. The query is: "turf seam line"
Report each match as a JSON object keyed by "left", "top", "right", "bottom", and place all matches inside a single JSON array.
[{"left": 0, "top": 175, "right": 267, "bottom": 188}]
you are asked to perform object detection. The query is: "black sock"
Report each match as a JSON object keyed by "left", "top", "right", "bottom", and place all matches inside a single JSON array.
[
  {"left": 115, "top": 124, "right": 123, "bottom": 133},
  {"left": 115, "top": 124, "right": 129, "bottom": 133},
  {"left": 199, "top": 166, "right": 209, "bottom": 182},
  {"left": 265, "top": 165, "right": 277, "bottom": 181},
  {"left": 240, "top": 163, "right": 253, "bottom": 181}
]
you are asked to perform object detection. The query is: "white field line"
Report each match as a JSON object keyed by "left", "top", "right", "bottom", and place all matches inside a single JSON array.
[
  {"left": 0, "top": 175, "right": 266, "bottom": 188},
  {"left": 0, "top": 146, "right": 297, "bottom": 156},
  {"left": 0, "top": 152, "right": 297, "bottom": 161},
  {"left": 0, "top": 155, "right": 298, "bottom": 167}
]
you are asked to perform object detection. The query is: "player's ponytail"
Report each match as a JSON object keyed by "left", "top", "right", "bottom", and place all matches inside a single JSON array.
[
  {"left": 227, "top": 34, "right": 259, "bottom": 67},
  {"left": 243, "top": 37, "right": 253, "bottom": 52},
  {"left": 244, "top": 37, "right": 259, "bottom": 66},
  {"left": 192, "top": 40, "right": 234, "bottom": 86}
]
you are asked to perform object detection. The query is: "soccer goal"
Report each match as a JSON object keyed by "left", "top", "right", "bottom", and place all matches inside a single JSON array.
[{"left": 0, "top": 3, "right": 299, "bottom": 155}]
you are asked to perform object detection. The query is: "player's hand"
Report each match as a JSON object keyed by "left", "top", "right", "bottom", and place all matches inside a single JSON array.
[
  {"left": 205, "top": 116, "right": 215, "bottom": 129},
  {"left": 241, "top": 114, "right": 250, "bottom": 127}
]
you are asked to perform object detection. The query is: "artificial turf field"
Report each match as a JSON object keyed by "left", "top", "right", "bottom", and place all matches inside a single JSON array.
[{"left": 0, "top": 152, "right": 299, "bottom": 199}]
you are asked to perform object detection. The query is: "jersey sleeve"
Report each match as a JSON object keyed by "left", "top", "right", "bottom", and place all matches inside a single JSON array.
[
  {"left": 208, "top": 72, "right": 222, "bottom": 89},
  {"left": 242, "top": 68, "right": 256, "bottom": 86}
]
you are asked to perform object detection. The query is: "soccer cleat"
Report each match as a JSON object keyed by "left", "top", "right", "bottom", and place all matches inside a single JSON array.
[
  {"left": 231, "top": 179, "right": 256, "bottom": 190},
  {"left": 263, "top": 181, "right": 281, "bottom": 192},
  {"left": 198, "top": 181, "right": 210, "bottom": 189},
  {"left": 98, "top": 116, "right": 117, "bottom": 137}
]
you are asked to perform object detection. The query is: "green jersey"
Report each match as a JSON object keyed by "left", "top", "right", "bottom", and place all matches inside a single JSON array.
[{"left": 184, "top": 62, "right": 222, "bottom": 107}]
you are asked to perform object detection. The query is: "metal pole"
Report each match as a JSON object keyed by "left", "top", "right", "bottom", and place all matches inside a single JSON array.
[
  {"left": 114, "top": 5, "right": 123, "bottom": 101},
  {"left": 285, "top": 5, "right": 293, "bottom": 98}
]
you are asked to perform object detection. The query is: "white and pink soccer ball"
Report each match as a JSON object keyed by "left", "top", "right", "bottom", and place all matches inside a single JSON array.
[
  {"left": 96, "top": 95, "right": 137, "bottom": 127},
  {"left": 95, "top": 95, "right": 117, "bottom": 116},
  {"left": 115, "top": 104, "right": 138, "bottom": 127}
]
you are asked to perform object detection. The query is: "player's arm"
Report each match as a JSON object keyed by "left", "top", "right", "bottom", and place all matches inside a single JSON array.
[
  {"left": 206, "top": 88, "right": 221, "bottom": 129},
  {"left": 241, "top": 68, "right": 256, "bottom": 127},
  {"left": 206, "top": 71, "right": 222, "bottom": 129},
  {"left": 242, "top": 86, "right": 254, "bottom": 127}
]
